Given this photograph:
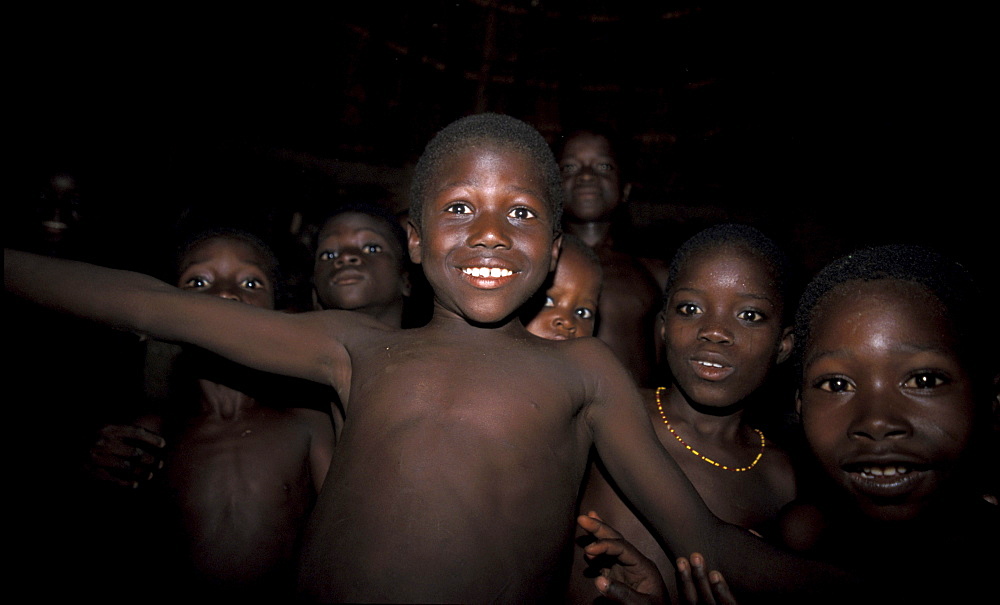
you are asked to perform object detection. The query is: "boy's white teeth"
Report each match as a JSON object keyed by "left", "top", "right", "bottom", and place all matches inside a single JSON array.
[
  {"left": 860, "top": 465, "right": 911, "bottom": 478},
  {"left": 697, "top": 361, "right": 724, "bottom": 368},
  {"left": 464, "top": 267, "right": 513, "bottom": 278}
]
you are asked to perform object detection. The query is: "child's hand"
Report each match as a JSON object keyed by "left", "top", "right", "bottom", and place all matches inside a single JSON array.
[
  {"left": 675, "top": 553, "right": 738, "bottom": 605},
  {"left": 577, "top": 511, "right": 667, "bottom": 604},
  {"left": 85, "top": 424, "right": 166, "bottom": 488}
]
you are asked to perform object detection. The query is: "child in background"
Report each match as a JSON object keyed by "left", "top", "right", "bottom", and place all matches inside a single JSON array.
[
  {"left": 84, "top": 228, "right": 334, "bottom": 599},
  {"left": 557, "top": 127, "right": 665, "bottom": 386},
  {"left": 524, "top": 233, "right": 602, "bottom": 340},
  {"left": 779, "top": 244, "right": 999, "bottom": 603},
  {"left": 569, "top": 224, "right": 797, "bottom": 604},
  {"left": 6, "top": 114, "right": 847, "bottom": 603}
]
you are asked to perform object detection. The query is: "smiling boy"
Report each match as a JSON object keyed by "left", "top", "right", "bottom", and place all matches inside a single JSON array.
[{"left": 7, "top": 114, "right": 845, "bottom": 603}]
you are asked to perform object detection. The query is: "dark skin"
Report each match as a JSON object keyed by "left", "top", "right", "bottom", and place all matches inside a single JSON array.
[
  {"left": 6, "top": 146, "right": 849, "bottom": 604},
  {"left": 85, "top": 237, "right": 334, "bottom": 593},
  {"left": 559, "top": 131, "right": 665, "bottom": 386},
  {"left": 778, "top": 279, "right": 999, "bottom": 602},
  {"left": 569, "top": 247, "right": 796, "bottom": 604}
]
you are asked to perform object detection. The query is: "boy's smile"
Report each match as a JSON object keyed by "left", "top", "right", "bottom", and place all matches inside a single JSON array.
[
  {"left": 662, "top": 246, "right": 790, "bottom": 409},
  {"left": 798, "top": 279, "right": 975, "bottom": 521},
  {"left": 408, "top": 145, "right": 560, "bottom": 325}
]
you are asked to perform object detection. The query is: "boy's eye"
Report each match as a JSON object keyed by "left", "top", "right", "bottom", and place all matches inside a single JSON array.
[
  {"left": 816, "top": 377, "right": 855, "bottom": 393},
  {"left": 676, "top": 303, "right": 702, "bottom": 317},
  {"left": 737, "top": 309, "right": 767, "bottom": 323},
  {"left": 575, "top": 307, "right": 595, "bottom": 320},
  {"left": 319, "top": 250, "right": 339, "bottom": 261},
  {"left": 903, "top": 372, "right": 949, "bottom": 389},
  {"left": 596, "top": 162, "right": 615, "bottom": 173},
  {"left": 446, "top": 202, "right": 471, "bottom": 214},
  {"left": 560, "top": 163, "right": 579, "bottom": 175},
  {"left": 543, "top": 296, "right": 555, "bottom": 308},
  {"left": 508, "top": 207, "right": 536, "bottom": 220},
  {"left": 364, "top": 243, "right": 383, "bottom": 254},
  {"left": 242, "top": 278, "right": 266, "bottom": 290},
  {"left": 184, "top": 277, "right": 208, "bottom": 288}
]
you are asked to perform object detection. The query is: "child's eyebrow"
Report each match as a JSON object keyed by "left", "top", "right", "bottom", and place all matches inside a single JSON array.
[
  {"left": 804, "top": 342, "right": 957, "bottom": 369},
  {"left": 671, "top": 287, "right": 777, "bottom": 305}
]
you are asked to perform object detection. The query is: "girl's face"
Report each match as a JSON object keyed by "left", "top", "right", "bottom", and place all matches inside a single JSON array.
[
  {"left": 798, "top": 279, "right": 975, "bottom": 521},
  {"left": 662, "top": 245, "right": 791, "bottom": 409}
]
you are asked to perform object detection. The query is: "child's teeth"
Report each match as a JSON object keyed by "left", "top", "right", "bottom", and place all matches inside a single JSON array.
[
  {"left": 464, "top": 267, "right": 513, "bottom": 278},
  {"left": 860, "top": 465, "right": 910, "bottom": 478},
  {"left": 697, "top": 361, "right": 723, "bottom": 368}
]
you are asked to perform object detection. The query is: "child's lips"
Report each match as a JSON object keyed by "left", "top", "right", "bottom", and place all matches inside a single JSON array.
[
  {"left": 332, "top": 269, "right": 365, "bottom": 285},
  {"left": 457, "top": 264, "right": 518, "bottom": 289},
  {"left": 688, "top": 355, "right": 734, "bottom": 381},
  {"left": 842, "top": 457, "right": 931, "bottom": 497}
]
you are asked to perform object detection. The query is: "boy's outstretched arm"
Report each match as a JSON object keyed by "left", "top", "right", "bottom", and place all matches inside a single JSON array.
[
  {"left": 5, "top": 249, "right": 354, "bottom": 394},
  {"left": 579, "top": 342, "right": 853, "bottom": 601}
]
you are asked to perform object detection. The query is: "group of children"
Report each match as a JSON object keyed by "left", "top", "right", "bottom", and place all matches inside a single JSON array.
[{"left": 7, "top": 112, "right": 997, "bottom": 603}]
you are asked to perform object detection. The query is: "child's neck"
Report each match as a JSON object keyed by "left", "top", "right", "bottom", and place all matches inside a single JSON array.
[
  {"left": 660, "top": 384, "right": 746, "bottom": 438},
  {"left": 197, "top": 378, "right": 258, "bottom": 420},
  {"left": 564, "top": 220, "right": 613, "bottom": 249}
]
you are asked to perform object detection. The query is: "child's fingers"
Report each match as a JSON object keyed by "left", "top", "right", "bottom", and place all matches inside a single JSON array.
[
  {"left": 577, "top": 511, "right": 623, "bottom": 541},
  {"left": 677, "top": 553, "right": 721, "bottom": 605},
  {"left": 595, "top": 574, "right": 661, "bottom": 605},
  {"left": 708, "top": 571, "right": 738, "bottom": 605}
]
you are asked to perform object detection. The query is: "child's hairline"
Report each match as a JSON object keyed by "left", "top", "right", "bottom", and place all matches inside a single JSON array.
[{"left": 317, "top": 210, "right": 408, "bottom": 259}]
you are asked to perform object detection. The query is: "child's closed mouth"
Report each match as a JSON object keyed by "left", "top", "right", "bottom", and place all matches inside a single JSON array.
[{"left": 332, "top": 268, "right": 365, "bottom": 285}]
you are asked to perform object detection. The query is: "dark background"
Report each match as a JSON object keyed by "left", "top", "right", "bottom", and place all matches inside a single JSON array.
[{"left": 18, "top": 3, "right": 995, "bottom": 286}]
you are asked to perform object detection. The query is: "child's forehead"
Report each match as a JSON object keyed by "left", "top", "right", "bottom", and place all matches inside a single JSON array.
[
  {"left": 814, "top": 279, "right": 952, "bottom": 345},
  {"left": 675, "top": 245, "right": 779, "bottom": 293},
  {"left": 435, "top": 144, "right": 545, "bottom": 181},
  {"left": 183, "top": 237, "right": 267, "bottom": 265},
  {"left": 320, "top": 212, "right": 394, "bottom": 240}
]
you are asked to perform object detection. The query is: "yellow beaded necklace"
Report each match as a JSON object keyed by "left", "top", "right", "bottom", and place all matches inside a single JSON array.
[{"left": 655, "top": 386, "right": 765, "bottom": 472}]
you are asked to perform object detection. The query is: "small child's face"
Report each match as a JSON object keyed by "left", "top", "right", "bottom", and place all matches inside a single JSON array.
[
  {"left": 177, "top": 237, "right": 275, "bottom": 310},
  {"left": 408, "top": 146, "right": 560, "bottom": 325},
  {"left": 526, "top": 245, "right": 600, "bottom": 340},
  {"left": 314, "top": 212, "right": 410, "bottom": 312},
  {"left": 559, "top": 132, "right": 621, "bottom": 223},
  {"left": 662, "top": 246, "right": 790, "bottom": 408},
  {"left": 798, "top": 279, "right": 975, "bottom": 521}
]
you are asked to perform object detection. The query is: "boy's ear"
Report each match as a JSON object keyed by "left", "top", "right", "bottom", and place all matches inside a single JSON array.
[
  {"left": 794, "top": 389, "right": 803, "bottom": 416},
  {"left": 776, "top": 326, "right": 794, "bottom": 365},
  {"left": 549, "top": 232, "right": 563, "bottom": 272},
  {"left": 621, "top": 182, "right": 633, "bottom": 204},
  {"left": 406, "top": 221, "right": 422, "bottom": 265}
]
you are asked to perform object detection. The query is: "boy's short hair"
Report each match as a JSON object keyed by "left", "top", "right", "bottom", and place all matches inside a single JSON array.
[
  {"left": 793, "top": 244, "right": 989, "bottom": 394},
  {"left": 314, "top": 201, "right": 409, "bottom": 270},
  {"left": 175, "top": 226, "right": 284, "bottom": 301},
  {"left": 664, "top": 223, "right": 792, "bottom": 323},
  {"left": 409, "top": 113, "right": 564, "bottom": 232}
]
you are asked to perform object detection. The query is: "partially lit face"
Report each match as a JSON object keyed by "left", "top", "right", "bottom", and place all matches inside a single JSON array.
[
  {"left": 662, "top": 246, "right": 790, "bottom": 408},
  {"left": 177, "top": 237, "right": 275, "bottom": 310},
  {"left": 798, "top": 279, "right": 975, "bottom": 521},
  {"left": 526, "top": 245, "right": 601, "bottom": 340},
  {"left": 408, "top": 145, "right": 561, "bottom": 325},
  {"left": 313, "top": 212, "right": 411, "bottom": 313},
  {"left": 559, "top": 132, "right": 622, "bottom": 223}
]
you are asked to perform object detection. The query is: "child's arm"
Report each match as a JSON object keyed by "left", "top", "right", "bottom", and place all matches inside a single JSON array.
[
  {"left": 579, "top": 342, "right": 852, "bottom": 599},
  {"left": 4, "top": 250, "right": 355, "bottom": 392}
]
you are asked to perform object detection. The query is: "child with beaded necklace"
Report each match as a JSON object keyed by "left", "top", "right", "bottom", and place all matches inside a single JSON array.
[{"left": 568, "top": 223, "right": 797, "bottom": 604}]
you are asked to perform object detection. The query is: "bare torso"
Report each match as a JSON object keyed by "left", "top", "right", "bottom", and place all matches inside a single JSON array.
[
  {"left": 297, "top": 321, "right": 599, "bottom": 603},
  {"left": 160, "top": 385, "right": 331, "bottom": 593},
  {"left": 568, "top": 388, "right": 796, "bottom": 604}
]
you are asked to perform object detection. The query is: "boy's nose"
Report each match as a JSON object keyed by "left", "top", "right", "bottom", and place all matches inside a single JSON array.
[
  {"left": 468, "top": 213, "right": 512, "bottom": 249},
  {"left": 697, "top": 322, "right": 733, "bottom": 345},
  {"left": 334, "top": 250, "right": 362, "bottom": 267},
  {"left": 848, "top": 389, "right": 914, "bottom": 441},
  {"left": 552, "top": 313, "right": 578, "bottom": 335},
  {"left": 213, "top": 286, "right": 244, "bottom": 304}
]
